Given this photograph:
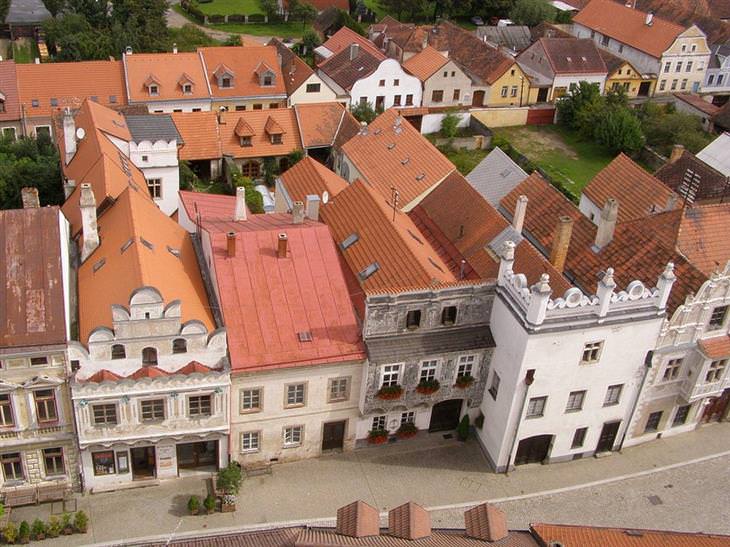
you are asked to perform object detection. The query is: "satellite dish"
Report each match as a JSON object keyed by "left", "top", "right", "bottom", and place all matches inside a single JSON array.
[
  {"left": 75, "top": 127, "right": 86, "bottom": 140},
  {"left": 322, "top": 190, "right": 329, "bottom": 204}
]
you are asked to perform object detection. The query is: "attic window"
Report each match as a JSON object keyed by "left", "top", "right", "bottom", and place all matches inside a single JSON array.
[
  {"left": 182, "top": 83, "right": 192, "bottom": 94},
  {"left": 358, "top": 262, "right": 380, "bottom": 281},
  {"left": 263, "top": 74, "right": 273, "bottom": 86},
  {"left": 31, "top": 99, "right": 39, "bottom": 108},
  {"left": 91, "top": 96, "right": 98, "bottom": 103},
  {"left": 221, "top": 77, "right": 232, "bottom": 88},
  {"left": 93, "top": 258, "right": 106, "bottom": 272},
  {"left": 240, "top": 136, "right": 252, "bottom": 147},
  {"left": 149, "top": 85, "right": 159, "bottom": 96},
  {"left": 297, "top": 331, "right": 313, "bottom": 342},
  {"left": 110, "top": 95, "right": 117, "bottom": 104},
  {"left": 499, "top": 168, "right": 512, "bottom": 178},
  {"left": 340, "top": 233, "right": 359, "bottom": 250},
  {"left": 415, "top": 173, "right": 425, "bottom": 181},
  {"left": 401, "top": 157, "right": 410, "bottom": 165},
  {"left": 140, "top": 237, "right": 154, "bottom": 250},
  {"left": 50, "top": 98, "right": 58, "bottom": 106},
  {"left": 120, "top": 239, "right": 134, "bottom": 253},
  {"left": 167, "top": 245, "right": 181, "bottom": 258},
  {"left": 271, "top": 134, "right": 283, "bottom": 145}
]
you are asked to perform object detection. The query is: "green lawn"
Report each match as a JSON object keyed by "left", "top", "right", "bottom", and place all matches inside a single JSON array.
[
  {"left": 492, "top": 125, "right": 616, "bottom": 199},
  {"left": 197, "top": 0, "right": 262, "bottom": 16},
  {"left": 209, "top": 21, "right": 312, "bottom": 38},
  {"left": 437, "top": 145, "right": 489, "bottom": 176},
  {"left": 12, "top": 39, "right": 39, "bottom": 64}
]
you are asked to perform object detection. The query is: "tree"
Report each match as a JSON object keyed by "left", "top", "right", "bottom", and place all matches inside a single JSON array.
[
  {"left": 258, "top": 0, "right": 279, "bottom": 20},
  {"left": 509, "top": 0, "right": 555, "bottom": 26},
  {"left": 0, "top": 134, "right": 63, "bottom": 210},
  {"left": 169, "top": 24, "right": 217, "bottom": 53},
  {"left": 301, "top": 28, "right": 321, "bottom": 52},
  {"left": 351, "top": 101, "right": 377, "bottom": 124},
  {"left": 593, "top": 107, "right": 644, "bottom": 154},
  {"left": 440, "top": 112, "right": 460, "bottom": 138},
  {"left": 556, "top": 81, "right": 601, "bottom": 130},
  {"left": 289, "top": 0, "right": 316, "bottom": 29}
]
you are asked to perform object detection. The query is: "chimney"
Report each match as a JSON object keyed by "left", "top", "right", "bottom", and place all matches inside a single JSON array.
[
  {"left": 359, "top": 120, "right": 368, "bottom": 136},
  {"left": 512, "top": 195, "right": 528, "bottom": 233},
  {"left": 305, "top": 194, "right": 320, "bottom": 221},
  {"left": 172, "top": 42, "right": 178, "bottom": 54},
  {"left": 549, "top": 215, "right": 574, "bottom": 273},
  {"left": 63, "top": 108, "right": 77, "bottom": 165},
  {"left": 665, "top": 193, "right": 678, "bottom": 211},
  {"left": 349, "top": 43, "right": 360, "bottom": 61},
  {"left": 226, "top": 232, "right": 236, "bottom": 257},
  {"left": 388, "top": 502, "right": 431, "bottom": 540},
  {"left": 234, "top": 186, "right": 247, "bottom": 221},
  {"left": 21, "top": 187, "right": 39, "bottom": 209},
  {"left": 292, "top": 200, "right": 305, "bottom": 224},
  {"left": 79, "top": 183, "right": 99, "bottom": 262},
  {"left": 336, "top": 501, "right": 379, "bottom": 538},
  {"left": 34, "top": 57, "right": 40, "bottom": 64},
  {"left": 594, "top": 198, "right": 618, "bottom": 250},
  {"left": 669, "top": 144, "right": 684, "bottom": 164},
  {"left": 464, "top": 503, "right": 508, "bottom": 542},
  {"left": 527, "top": 274, "right": 552, "bottom": 326},
  {"left": 656, "top": 262, "right": 676, "bottom": 310},
  {"left": 645, "top": 11, "right": 654, "bottom": 25},
  {"left": 63, "top": 179, "right": 76, "bottom": 200},
  {"left": 277, "top": 233, "right": 288, "bottom": 258}
]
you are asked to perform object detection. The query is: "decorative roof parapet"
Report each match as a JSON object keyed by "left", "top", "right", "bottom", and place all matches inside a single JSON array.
[{"left": 497, "top": 240, "right": 675, "bottom": 328}]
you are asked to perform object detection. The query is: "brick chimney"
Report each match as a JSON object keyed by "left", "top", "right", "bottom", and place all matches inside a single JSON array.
[
  {"left": 388, "top": 502, "right": 431, "bottom": 540},
  {"left": 349, "top": 43, "right": 360, "bottom": 61},
  {"left": 80, "top": 183, "right": 99, "bottom": 262},
  {"left": 336, "top": 501, "right": 379, "bottom": 538},
  {"left": 593, "top": 198, "right": 618, "bottom": 250},
  {"left": 21, "top": 187, "right": 39, "bottom": 209},
  {"left": 549, "top": 215, "right": 573, "bottom": 273},
  {"left": 305, "top": 194, "right": 320, "bottom": 221},
  {"left": 512, "top": 195, "right": 528, "bottom": 233},
  {"left": 226, "top": 232, "right": 236, "bottom": 257},
  {"left": 669, "top": 144, "right": 684, "bottom": 164},
  {"left": 292, "top": 201, "right": 305, "bottom": 224},
  {"left": 277, "top": 232, "right": 288, "bottom": 258},
  {"left": 234, "top": 186, "right": 247, "bottom": 221},
  {"left": 464, "top": 503, "right": 508, "bottom": 542}
]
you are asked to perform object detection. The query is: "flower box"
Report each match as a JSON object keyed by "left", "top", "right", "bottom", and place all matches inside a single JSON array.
[
  {"left": 368, "top": 429, "right": 389, "bottom": 444},
  {"left": 415, "top": 379, "right": 440, "bottom": 395},
  {"left": 396, "top": 422, "right": 417, "bottom": 439},
  {"left": 454, "top": 374, "right": 475, "bottom": 389},
  {"left": 376, "top": 385, "right": 403, "bottom": 400}
]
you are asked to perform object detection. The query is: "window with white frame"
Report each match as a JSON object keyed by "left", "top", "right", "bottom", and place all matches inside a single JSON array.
[
  {"left": 146, "top": 178, "right": 162, "bottom": 199},
  {"left": 283, "top": 425, "right": 303, "bottom": 447},
  {"left": 526, "top": 396, "right": 547, "bottom": 418},
  {"left": 327, "top": 377, "right": 349, "bottom": 403},
  {"left": 565, "top": 390, "right": 586, "bottom": 412},
  {"left": 708, "top": 305, "right": 728, "bottom": 330},
  {"left": 241, "top": 431, "right": 260, "bottom": 452},
  {"left": 43, "top": 447, "right": 65, "bottom": 476},
  {"left": 488, "top": 372, "right": 500, "bottom": 400},
  {"left": 0, "top": 394, "right": 14, "bottom": 427},
  {"left": 581, "top": 341, "right": 603, "bottom": 364},
  {"left": 241, "top": 388, "right": 262, "bottom": 412},
  {"left": 663, "top": 358, "right": 683, "bottom": 381},
  {"left": 500, "top": 86, "right": 508, "bottom": 97},
  {"left": 706, "top": 360, "right": 727, "bottom": 383},
  {"left": 34, "top": 389, "right": 58, "bottom": 424},
  {"left": 419, "top": 360, "right": 438, "bottom": 382},
  {"left": 372, "top": 415, "right": 386, "bottom": 430},
  {"left": 672, "top": 404, "right": 690, "bottom": 427},
  {"left": 188, "top": 395, "right": 212, "bottom": 417},
  {"left": 457, "top": 355, "right": 476, "bottom": 379},
  {"left": 400, "top": 411, "right": 415, "bottom": 424},
  {"left": 92, "top": 403, "right": 118, "bottom": 426},
  {"left": 604, "top": 384, "right": 623, "bottom": 406},
  {"left": 381, "top": 364, "right": 401, "bottom": 387},
  {"left": 286, "top": 383, "right": 306, "bottom": 407}
]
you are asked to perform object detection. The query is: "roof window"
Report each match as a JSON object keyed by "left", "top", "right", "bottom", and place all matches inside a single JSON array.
[
  {"left": 416, "top": 173, "right": 425, "bottom": 181},
  {"left": 31, "top": 99, "right": 39, "bottom": 107},
  {"left": 401, "top": 157, "right": 410, "bottom": 165},
  {"left": 297, "top": 331, "right": 313, "bottom": 342},
  {"left": 387, "top": 143, "right": 395, "bottom": 150},
  {"left": 110, "top": 95, "right": 117, "bottom": 104},
  {"left": 340, "top": 233, "right": 359, "bottom": 250},
  {"left": 428, "top": 257, "right": 444, "bottom": 273},
  {"left": 91, "top": 96, "right": 98, "bottom": 102},
  {"left": 407, "top": 229, "right": 423, "bottom": 244},
  {"left": 358, "top": 262, "right": 380, "bottom": 281},
  {"left": 167, "top": 245, "right": 181, "bottom": 258},
  {"left": 92, "top": 258, "right": 106, "bottom": 272},
  {"left": 50, "top": 98, "right": 58, "bottom": 106},
  {"left": 140, "top": 237, "right": 154, "bottom": 250},
  {"left": 120, "top": 239, "right": 134, "bottom": 253}
]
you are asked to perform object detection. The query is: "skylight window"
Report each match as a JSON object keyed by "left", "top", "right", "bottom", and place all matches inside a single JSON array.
[
  {"left": 120, "top": 239, "right": 134, "bottom": 253},
  {"left": 387, "top": 143, "right": 396, "bottom": 150},
  {"left": 359, "top": 262, "right": 380, "bottom": 281},
  {"left": 167, "top": 245, "right": 181, "bottom": 258},
  {"left": 50, "top": 98, "right": 58, "bottom": 106},
  {"left": 140, "top": 237, "right": 154, "bottom": 250},
  {"left": 31, "top": 99, "right": 39, "bottom": 107},
  {"left": 401, "top": 157, "right": 410, "bottom": 165},
  {"left": 340, "top": 233, "right": 359, "bottom": 250},
  {"left": 93, "top": 258, "right": 106, "bottom": 272},
  {"left": 297, "top": 331, "right": 313, "bottom": 342},
  {"left": 407, "top": 229, "right": 423, "bottom": 244}
]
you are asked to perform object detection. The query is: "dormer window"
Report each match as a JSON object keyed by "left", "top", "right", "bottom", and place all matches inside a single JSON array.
[
  {"left": 271, "top": 134, "right": 282, "bottom": 144},
  {"left": 221, "top": 77, "right": 231, "bottom": 88},
  {"left": 263, "top": 74, "right": 273, "bottom": 86},
  {"left": 255, "top": 61, "right": 276, "bottom": 87},
  {"left": 182, "top": 83, "right": 192, "bottom": 94},
  {"left": 240, "top": 136, "right": 252, "bottom": 147},
  {"left": 149, "top": 85, "right": 159, "bottom": 96},
  {"left": 214, "top": 63, "right": 235, "bottom": 89}
]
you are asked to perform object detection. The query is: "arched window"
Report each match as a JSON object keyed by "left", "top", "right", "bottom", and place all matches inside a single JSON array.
[
  {"left": 241, "top": 160, "right": 260, "bottom": 178},
  {"left": 142, "top": 347, "right": 158, "bottom": 366},
  {"left": 111, "top": 344, "right": 126, "bottom": 360},
  {"left": 172, "top": 338, "right": 187, "bottom": 354}
]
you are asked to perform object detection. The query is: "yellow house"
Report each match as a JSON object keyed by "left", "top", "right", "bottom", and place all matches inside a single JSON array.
[
  {"left": 600, "top": 49, "right": 655, "bottom": 98},
  {"left": 486, "top": 62, "right": 532, "bottom": 107}
]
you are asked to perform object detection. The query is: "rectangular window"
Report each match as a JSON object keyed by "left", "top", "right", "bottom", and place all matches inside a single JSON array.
[
  {"left": 419, "top": 360, "right": 438, "bottom": 382},
  {"left": 1, "top": 452, "right": 24, "bottom": 481},
  {"left": 581, "top": 341, "right": 603, "bottom": 364},
  {"left": 675, "top": 62, "right": 682, "bottom": 72},
  {"left": 188, "top": 395, "right": 212, "bottom": 417},
  {"left": 146, "top": 178, "right": 162, "bottom": 199},
  {"left": 381, "top": 364, "right": 401, "bottom": 387},
  {"left": 431, "top": 90, "right": 444, "bottom": 103},
  {"left": 672, "top": 405, "right": 690, "bottom": 427},
  {"left": 571, "top": 427, "right": 587, "bottom": 449},
  {"left": 0, "top": 394, "right": 14, "bottom": 427},
  {"left": 659, "top": 80, "right": 666, "bottom": 91},
  {"left": 488, "top": 372, "right": 500, "bottom": 400},
  {"left": 565, "top": 390, "right": 586, "bottom": 412},
  {"left": 604, "top": 384, "right": 623, "bottom": 406},
  {"left": 235, "top": 105, "right": 246, "bottom": 111},
  {"left": 43, "top": 447, "right": 65, "bottom": 476},
  {"left": 328, "top": 377, "right": 349, "bottom": 402},
  {"left": 92, "top": 451, "right": 116, "bottom": 475},
  {"left": 182, "top": 84, "right": 192, "bottom": 94},
  {"left": 241, "top": 431, "right": 260, "bottom": 452},
  {"left": 271, "top": 134, "right": 283, "bottom": 145},
  {"left": 453, "top": 89, "right": 460, "bottom": 101},
  {"left": 510, "top": 86, "right": 518, "bottom": 97},
  {"left": 618, "top": 44, "right": 624, "bottom": 53},
  {"left": 663, "top": 358, "right": 683, "bottom": 381},
  {"left": 671, "top": 79, "right": 678, "bottom": 90},
  {"left": 400, "top": 411, "right": 415, "bottom": 424},
  {"left": 457, "top": 355, "right": 476, "bottom": 379},
  {"left": 644, "top": 411, "right": 662, "bottom": 433},
  {"left": 93, "top": 404, "right": 118, "bottom": 426},
  {"left": 706, "top": 360, "right": 727, "bottom": 383},
  {"left": 221, "top": 77, "right": 231, "bottom": 88},
  {"left": 359, "top": 97, "right": 368, "bottom": 106},
  {"left": 686, "top": 61, "right": 693, "bottom": 72},
  {"left": 372, "top": 415, "right": 386, "bottom": 431},
  {"left": 500, "top": 86, "right": 508, "bottom": 97},
  {"left": 2, "top": 127, "right": 16, "bottom": 140},
  {"left": 601, "top": 35, "right": 609, "bottom": 46},
  {"left": 405, "top": 94, "right": 413, "bottom": 106},
  {"left": 526, "top": 396, "right": 547, "bottom": 418},
  {"left": 708, "top": 74, "right": 715, "bottom": 85},
  {"left": 718, "top": 75, "right": 725, "bottom": 85},
  {"left": 681, "top": 79, "right": 687, "bottom": 90},
  {"left": 34, "top": 389, "right": 58, "bottom": 423},
  {"left": 379, "top": 79, "right": 385, "bottom": 87},
  {"left": 140, "top": 399, "right": 165, "bottom": 421},
  {"left": 283, "top": 425, "right": 303, "bottom": 447},
  {"left": 30, "top": 357, "right": 48, "bottom": 366},
  {"left": 253, "top": 104, "right": 263, "bottom": 110},
  {"left": 286, "top": 383, "right": 306, "bottom": 407},
  {"left": 393, "top": 79, "right": 399, "bottom": 86},
  {"left": 393, "top": 94, "right": 401, "bottom": 106},
  {"left": 305, "top": 83, "right": 321, "bottom": 93},
  {"left": 709, "top": 305, "right": 728, "bottom": 329},
  {"left": 149, "top": 85, "right": 158, "bottom": 96},
  {"left": 35, "top": 126, "right": 51, "bottom": 138},
  {"left": 240, "top": 388, "right": 262, "bottom": 412}
]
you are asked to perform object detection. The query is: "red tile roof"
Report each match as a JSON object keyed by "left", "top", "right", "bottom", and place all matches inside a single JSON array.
[
  {"left": 321, "top": 26, "right": 386, "bottom": 60},
  {"left": 199, "top": 46, "right": 286, "bottom": 99},
  {"left": 573, "top": 0, "right": 685, "bottom": 59},
  {"left": 82, "top": 361, "right": 218, "bottom": 383},
  {"left": 340, "top": 109, "right": 455, "bottom": 210},
  {"left": 179, "top": 190, "right": 251, "bottom": 225},
  {"left": 0, "top": 61, "right": 21, "bottom": 122},
  {"left": 531, "top": 523, "right": 730, "bottom": 547},
  {"left": 294, "top": 102, "right": 348, "bottom": 148},
  {"left": 269, "top": 38, "right": 315, "bottom": 95},
  {"left": 654, "top": 149, "right": 729, "bottom": 204},
  {"left": 201, "top": 211, "right": 365, "bottom": 372},
  {"left": 278, "top": 156, "right": 349, "bottom": 203},
  {"left": 124, "top": 52, "right": 209, "bottom": 103},
  {"left": 402, "top": 46, "right": 449, "bottom": 81},
  {"left": 538, "top": 38, "right": 607, "bottom": 74},
  {"left": 583, "top": 153, "right": 681, "bottom": 223},
  {"left": 674, "top": 93, "right": 721, "bottom": 117},
  {"left": 171, "top": 111, "right": 222, "bottom": 160},
  {"left": 219, "top": 109, "right": 302, "bottom": 158},
  {"left": 699, "top": 334, "right": 730, "bottom": 359},
  {"left": 318, "top": 44, "right": 385, "bottom": 91}
]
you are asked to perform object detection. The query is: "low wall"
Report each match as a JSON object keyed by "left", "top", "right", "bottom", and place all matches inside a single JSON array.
[
  {"left": 471, "top": 107, "right": 529, "bottom": 128},
  {"left": 420, "top": 112, "right": 470, "bottom": 135}
]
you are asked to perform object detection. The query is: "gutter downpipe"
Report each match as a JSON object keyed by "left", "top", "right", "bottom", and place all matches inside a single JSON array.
[{"left": 504, "top": 369, "right": 535, "bottom": 475}]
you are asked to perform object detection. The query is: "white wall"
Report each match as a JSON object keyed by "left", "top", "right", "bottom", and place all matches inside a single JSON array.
[
  {"left": 552, "top": 74, "right": 606, "bottom": 99},
  {"left": 578, "top": 194, "right": 601, "bottom": 225},
  {"left": 572, "top": 23, "right": 660, "bottom": 75},
  {"left": 420, "top": 112, "right": 470, "bottom": 135},
  {"left": 287, "top": 73, "right": 338, "bottom": 105},
  {"left": 421, "top": 59, "right": 473, "bottom": 108},
  {"left": 143, "top": 100, "right": 211, "bottom": 114},
  {"left": 350, "top": 59, "right": 422, "bottom": 109}
]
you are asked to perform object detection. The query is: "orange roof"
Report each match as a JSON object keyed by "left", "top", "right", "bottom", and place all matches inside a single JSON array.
[
  {"left": 340, "top": 109, "right": 455, "bottom": 210},
  {"left": 0, "top": 61, "right": 21, "bottom": 122},
  {"left": 699, "top": 334, "right": 730, "bottom": 359},
  {"left": 16, "top": 60, "right": 126, "bottom": 118},
  {"left": 78, "top": 186, "right": 214, "bottom": 343},
  {"left": 668, "top": 203, "right": 730, "bottom": 277},
  {"left": 269, "top": 38, "right": 315, "bottom": 96},
  {"left": 531, "top": 523, "right": 730, "bottom": 547},
  {"left": 322, "top": 178, "right": 456, "bottom": 292},
  {"left": 278, "top": 156, "right": 349, "bottom": 203},
  {"left": 179, "top": 190, "right": 250, "bottom": 224},
  {"left": 321, "top": 26, "right": 386, "bottom": 61},
  {"left": 294, "top": 102, "right": 348, "bottom": 148},
  {"left": 573, "top": 0, "right": 685, "bottom": 59},
  {"left": 82, "top": 361, "right": 218, "bottom": 383},
  {"left": 219, "top": 109, "right": 302, "bottom": 158},
  {"left": 124, "top": 52, "right": 209, "bottom": 103},
  {"left": 403, "top": 46, "right": 449, "bottom": 81},
  {"left": 583, "top": 153, "right": 681, "bottom": 223},
  {"left": 199, "top": 46, "right": 286, "bottom": 99},
  {"left": 171, "top": 111, "right": 222, "bottom": 160}
]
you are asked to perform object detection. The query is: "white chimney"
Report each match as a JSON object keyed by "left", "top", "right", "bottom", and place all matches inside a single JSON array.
[
  {"left": 645, "top": 11, "right": 654, "bottom": 25},
  {"left": 512, "top": 195, "right": 528, "bottom": 233},
  {"left": 349, "top": 43, "right": 360, "bottom": 61},
  {"left": 594, "top": 198, "right": 619, "bottom": 250},
  {"left": 292, "top": 201, "right": 305, "bottom": 224},
  {"left": 234, "top": 186, "right": 247, "bottom": 221},
  {"left": 63, "top": 108, "right": 77, "bottom": 165},
  {"left": 63, "top": 179, "right": 76, "bottom": 200},
  {"left": 305, "top": 194, "right": 320, "bottom": 221},
  {"left": 80, "top": 183, "right": 99, "bottom": 262},
  {"left": 172, "top": 42, "right": 178, "bottom": 54}
]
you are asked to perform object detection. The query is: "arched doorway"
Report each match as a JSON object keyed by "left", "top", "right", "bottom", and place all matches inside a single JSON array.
[
  {"left": 515, "top": 434, "right": 552, "bottom": 465},
  {"left": 428, "top": 399, "right": 463, "bottom": 432},
  {"left": 472, "top": 90, "right": 485, "bottom": 107}
]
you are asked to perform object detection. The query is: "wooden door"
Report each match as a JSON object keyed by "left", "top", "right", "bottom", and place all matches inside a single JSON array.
[
  {"left": 322, "top": 421, "right": 346, "bottom": 451},
  {"left": 472, "top": 90, "right": 485, "bottom": 107},
  {"left": 429, "top": 399, "right": 463, "bottom": 432},
  {"left": 596, "top": 421, "right": 621, "bottom": 452},
  {"left": 515, "top": 435, "right": 552, "bottom": 465}
]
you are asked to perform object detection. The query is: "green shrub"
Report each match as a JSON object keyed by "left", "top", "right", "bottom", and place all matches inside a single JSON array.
[
  {"left": 61, "top": 512, "right": 73, "bottom": 533},
  {"left": 18, "top": 521, "right": 30, "bottom": 543},
  {"left": 232, "top": 172, "right": 265, "bottom": 214},
  {"left": 0, "top": 502, "right": 4, "bottom": 518},
  {"left": 188, "top": 495, "right": 201, "bottom": 514},
  {"left": 456, "top": 414, "right": 470, "bottom": 441},
  {"left": 74, "top": 511, "right": 89, "bottom": 534},
  {"left": 3, "top": 522, "right": 18, "bottom": 544},
  {"left": 217, "top": 463, "right": 243, "bottom": 495},
  {"left": 30, "top": 519, "right": 46, "bottom": 540},
  {"left": 440, "top": 112, "right": 460, "bottom": 139},
  {"left": 47, "top": 516, "right": 61, "bottom": 538},
  {"left": 204, "top": 494, "right": 216, "bottom": 513}
]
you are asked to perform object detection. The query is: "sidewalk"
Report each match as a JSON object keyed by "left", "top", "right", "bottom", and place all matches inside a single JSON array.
[{"left": 10, "top": 422, "right": 730, "bottom": 546}]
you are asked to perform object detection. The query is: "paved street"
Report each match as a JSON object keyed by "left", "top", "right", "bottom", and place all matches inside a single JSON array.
[{"left": 9, "top": 423, "right": 730, "bottom": 545}]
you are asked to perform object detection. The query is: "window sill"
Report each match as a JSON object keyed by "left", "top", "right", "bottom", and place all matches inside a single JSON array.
[
  {"left": 240, "top": 409, "right": 262, "bottom": 414},
  {"left": 565, "top": 409, "right": 583, "bottom": 414},
  {"left": 327, "top": 398, "right": 348, "bottom": 404},
  {"left": 603, "top": 402, "right": 619, "bottom": 407},
  {"left": 240, "top": 449, "right": 260, "bottom": 454},
  {"left": 282, "top": 444, "right": 301, "bottom": 449},
  {"left": 284, "top": 404, "right": 305, "bottom": 410},
  {"left": 525, "top": 415, "right": 543, "bottom": 419}
]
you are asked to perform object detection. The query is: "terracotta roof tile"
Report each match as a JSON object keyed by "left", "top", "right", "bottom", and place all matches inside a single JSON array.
[
  {"left": 340, "top": 109, "right": 455, "bottom": 210},
  {"left": 219, "top": 109, "right": 302, "bottom": 158},
  {"left": 124, "top": 52, "right": 209, "bottom": 103},
  {"left": 538, "top": 37, "right": 607, "bottom": 74},
  {"left": 318, "top": 45, "right": 385, "bottom": 91},
  {"left": 0, "top": 61, "right": 21, "bottom": 121},
  {"left": 171, "top": 111, "right": 222, "bottom": 160},
  {"left": 199, "top": 46, "right": 286, "bottom": 99},
  {"left": 654, "top": 149, "right": 729, "bottom": 204},
  {"left": 294, "top": 102, "right": 347, "bottom": 148},
  {"left": 279, "top": 156, "right": 349, "bottom": 203},
  {"left": 531, "top": 523, "right": 730, "bottom": 546},
  {"left": 633, "top": 0, "right": 730, "bottom": 45},
  {"left": 402, "top": 46, "right": 448, "bottom": 82},
  {"left": 82, "top": 361, "right": 218, "bottom": 383},
  {"left": 573, "top": 0, "right": 685, "bottom": 59},
  {"left": 674, "top": 93, "right": 721, "bottom": 117},
  {"left": 598, "top": 48, "right": 639, "bottom": 75},
  {"left": 269, "top": 38, "right": 315, "bottom": 95},
  {"left": 235, "top": 117, "right": 256, "bottom": 137},
  {"left": 321, "top": 27, "right": 386, "bottom": 60},
  {"left": 179, "top": 190, "right": 250, "bottom": 224},
  {"left": 671, "top": 203, "right": 730, "bottom": 276},
  {"left": 583, "top": 153, "right": 681, "bottom": 223}
]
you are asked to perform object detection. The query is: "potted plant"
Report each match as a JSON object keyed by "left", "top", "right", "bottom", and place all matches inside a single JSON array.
[
  {"left": 203, "top": 494, "right": 216, "bottom": 515},
  {"left": 3, "top": 521, "right": 18, "bottom": 544},
  {"left": 30, "top": 519, "right": 46, "bottom": 541},
  {"left": 47, "top": 516, "right": 61, "bottom": 538},
  {"left": 367, "top": 429, "right": 388, "bottom": 444},
  {"left": 457, "top": 415, "right": 470, "bottom": 442},
  {"left": 188, "top": 495, "right": 201, "bottom": 515},
  {"left": 415, "top": 378, "right": 440, "bottom": 395},
  {"left": 454, "top": 374, "right": 475, "bottom": 389},
  {"left": 216, "top": 463, "right": 243, "bottom": 496},
  {"left": 17, "top": 521, "right": 29, "bottom": 545},
  {"left": 74, "top": 511, "right": 89, "bottom": 534},
  {"left": 396, "top": 422, "right": 418, "bottom": 439},
  {"left": 376, "top": 385, "right": 403, "bottom": 400},
  {"left": 61, "top": 512, "right": 74, "bottom": 535},
  {"left": 221, "top": 494, "right": 237, "bottom": 513}
]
